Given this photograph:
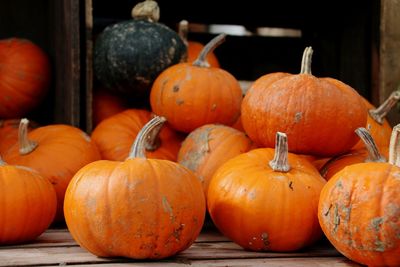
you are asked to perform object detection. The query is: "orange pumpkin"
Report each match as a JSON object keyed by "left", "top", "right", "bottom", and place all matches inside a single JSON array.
[
  {"left": 208, "top": 132, "right": 326, "bottom": 251},
  {"left": 178, "top": 20, "right": 220, "bottom": 68},
  {"left": 352, "top": 92, "right": 398, "bottom": 150},
  {"left": 178, "top": 124, "right": 255, "bottom": 196},
  {"left": 64, "top": 116, "right": 205, "bottom": 259},
  {"left": 0, "top": 38, "right": 51, "bottom": 118},
  {"left": 3, "top": 119, "right": 101, "bottom": 222},
  {"left": 318, "top": 124, "right": 400, "bottom": 267},
  {"left": 241, "top": 47, "right": 367, "bottom": 157},
  {"left": 0, "top": 158, "right": 56, "bottom": 244},
  {"left": 321, "top": 127, "right": 388, "bottom": 180},
  {"left": 150, "top": 33, "right": 242, "bottom": 133},
  {"left": 91, "top": 109, "right": 182, "bottom": 161},
  {"left": 92, "top": 88, "right": 127, "bottom": 126}
]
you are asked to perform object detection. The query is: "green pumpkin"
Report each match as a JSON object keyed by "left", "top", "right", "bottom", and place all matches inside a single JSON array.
[{"left": 94, "top": 0, "right": 187, "bottom": 96}]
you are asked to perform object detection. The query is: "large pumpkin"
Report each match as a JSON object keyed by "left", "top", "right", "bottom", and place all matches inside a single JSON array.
[
  {"left": 318, "top": 124, "right": 400, "bottom": 267},
  {"left": 208, "top": 132, "right": 326, "bottom": 251},
  {"left": 94, "top": 0, "right": 186, "bottom": 96},
  {"left": 150, "top": 34, "right": 242, "bottom": 133},
  {"left": 178, "top": 124, "right": 255, "bottom": 196},
  {"left": 0, "top": 38, "right": 51, "bottom": 118},
  {"left": 91, "top": 109, "right": 182, "bottom": 161},
  {"left": 0, "top": 159, "right": 56, "bottom": 244},
  {"left": 64, "top": 116, "right": 205, "bottom": 259},
  {"left": 3, "top": 119, "right": 101, "bottom": 222},
  {"left": 241, "top": 47, "right": 367, "bottom": 157}
]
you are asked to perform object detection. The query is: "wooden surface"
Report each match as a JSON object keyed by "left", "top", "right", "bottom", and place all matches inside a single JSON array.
[{"left": 0, "top": 229, "right": 360, "bottom": 266}]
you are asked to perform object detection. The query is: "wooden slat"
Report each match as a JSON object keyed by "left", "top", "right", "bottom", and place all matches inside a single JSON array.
[
  {"left": 67, "top": 257, "right": 361, "bottom": 267},
  {"left": 85, "top": 0, "right": 94, "bottom": 133}
]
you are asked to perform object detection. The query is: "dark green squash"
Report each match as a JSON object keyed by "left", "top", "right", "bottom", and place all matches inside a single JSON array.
[{"left": 94, "top": 0, "right": 187, "bottom": 96}]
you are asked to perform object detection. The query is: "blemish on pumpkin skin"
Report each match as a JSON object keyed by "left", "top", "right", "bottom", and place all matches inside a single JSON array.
[
  {"left": 370, "top": 217, "right": 384, "bottom": 232},
  {"left": 333, "top": 203, "right": 340, "bottom": 233},
  {"left": 261, "top": 232, "right": 270, "bottom": 248},
  {"left": 324, "top": 204, "right": 332, "bottom": 216},
  {"left": 173, "top": 84, "right": 180, "bottom": 92},
  {"left": 294, "top": 112, "right": 302, "bottom": 123},
  {"left": 211, "top": 104, "right": 217, "bottom": 111},
  {"left": 176, "top": 99, "right": 184, "bottom": 105},
  {"left": 288, "top": 181, "right": 293, "bottom": 190},
  {"left": 162, "top": 196, "right": 175, "bottom": 222}
]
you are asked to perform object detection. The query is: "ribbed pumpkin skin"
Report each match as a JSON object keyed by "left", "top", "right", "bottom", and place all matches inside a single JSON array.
[
  {"left": 353, "top": 100, "right": 392, "bottom": 150},
  {"left": 94, "top": 20, "right": 186, "bottom": 95},
  {"left": 187, "top": 41, "right": 220, "bottom": 68},
  {"left": 242, "top": 74, "right": 367, "bottom": 156},
  {"left": 3, "top": 125, "right": 101, "bottom": 222},
  {"left": 0, "top": 165, "right": 56, "bottom": 244},
  {"left": 0, "top": 38, "right": 51, "bottom": 118},
  {"left": 207, "top": 148, "right": 326, "bottom": 251},
  {"left": 178, "top": 124, "right": 255, "bottom": 195},
  {"left": 64, "top": 158, "right": 205, "bottom": 259},
  {"left": 91, "top": 109, "right": 182, "bottom": 161},
  {"left": 318, "top": 163, "right": 400, "bottom": 267},
  {"left": 150, "top": 63, "right": 242, "bottom": 133}
]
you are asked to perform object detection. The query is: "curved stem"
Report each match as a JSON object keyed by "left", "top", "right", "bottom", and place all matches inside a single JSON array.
[
  {"left": 178, "top": 20, "right": 189, "bottom": 47},
  {"left": 369, "top": 89, "right": 400, "bottom": 124},
  {"left": 131, "top": 0, "right": 160, "bottom": 22},
  {"left": 355, "top": 127, "right": 386, "bottom": 162},
  {"left": 18, "top": 118, "right": 37, "bottom": 155},
  {"left": 300, "top": 46, "right": 313, "bottom": 74},
  {"left": 269, "top": 132, "right": 291, "bottom": 172},
  {"left": 193, "top": 33, "right": 226, "bottom": 68},
  {"left": 389, "top": 124, "right": 400, "bottom": 166},
  {"left": 128, "top": 116, "right": 166, "bottom": 159}
]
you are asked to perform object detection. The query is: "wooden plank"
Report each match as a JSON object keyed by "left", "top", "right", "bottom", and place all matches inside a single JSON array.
[
  {"left": 379, "top": 0, "right": 400, "bottom": 125},
  {"left": 69, "top": 257, "right": 360, "bottom": 267},
  {"left": 85, "top": 0, "right": 94, "bottom": 133}
]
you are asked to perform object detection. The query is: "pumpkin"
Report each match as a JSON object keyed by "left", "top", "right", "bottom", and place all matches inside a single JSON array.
[
  {"left": 178, "top": 20, "right": 220, "bottom": 68},
  {"left": 2, "top": 119, "right": 101, "bottom": 222},
  {"left": 207, "top": 131, "right": 326, "bottom": 251},
  {"left": 0, "top": 158, "right": 56, "bottom": 244},
  {"left": 91, "top": 109, "right": 182, "bottom": 161},
  {"left": 0, "top": 38, "right": 51, "bottom": 118},
  {"left": 64, "top": 116, "right": 205, "bottom": 259},
  {"left": 321, "top": 127, "right": 388, "bottom": 180},
  {"left": 0, "top": 119, "right": 37, "bottom": 155},
  {"left": 241, "top": 46, "right": 367, "bottom": 157},
  {"left": 150, "top": 33, "right": 242, "bottom": 133},
  {"left": 92, "top": 88, "right": 128, "bottom": 126},
  {"left": 318, "top": 124, "right": 400, "bottom": 267},
  {"left": 178, "top": 124, "right": 255, "bottom": 196},
  {"left": 352, "top": 91, "right": 398, "bottom": 150},
  {"left": 93, "top": 0, "right": 186, "bottom": 96}
]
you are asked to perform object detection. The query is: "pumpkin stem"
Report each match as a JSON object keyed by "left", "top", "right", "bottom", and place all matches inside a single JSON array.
[
  {"left": 300, "top": 46, "right": 313, "bottom": 75},
  {"left": 193, "top": 33, "right": 226, "bottom": 68},
  {"left": 355, "top": 128, "right": 386, "bottom": 162},
  {"left": 131, "top": 0, "right": 160, "bottom": 23},
  {"left": 369, "top": 89, "right": 400, "bottom": 125},
  {"left": 178, "top": 20, "right": 189, "bottom": 47},
  {"left": 389, "top": 124, "right": 400, "bottom": 166},
  {"left": 0, "top": 156, "right": 6, "bottom": 166},
  {"left": 18, "top": 118, "right": 38, "bottom": 155},
  {"left": 128, "top": 116, "right": 167, "bottom": 159},
  {"left": 269, "top": 132, "right": 291, "bottom": 172}
]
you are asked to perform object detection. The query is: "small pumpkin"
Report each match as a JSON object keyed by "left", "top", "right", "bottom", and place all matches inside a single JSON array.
[
  {"left": 321, "top": 127, "right": 388, "bottom": 180},
  {"left": 318, "top": 124, "right": 400, "bottom": 267},
  {"left": 352, "top": 91, "right": 398, "bottom": 150},
  {"left": 178, "top": 20, "right": 220, "bottom": 68},
  {"left": 91, "top": 109, "right": 182, "bottom": 161},
  {"left": 64, "top": 116, "right": 205, "bottom": 259},
  {"left": 241, "top": 47, "right": 367, "bottom": 156},
  {"left": 0, "top": 38, "right": 51, "bottom": 118},
  {"left": 178, "top": 124, "right": 255, "bottom": 196},
  {"left": 3, "top": 119, "right": 101, "bottom": 222},
  {"left": 92, "top": 88, "right": 128, "bottom": 126},
  {"left": 0, "top": 158, "right": 56, "bottom": 244},
  {"left": 94, "top": 0, "right": 186, "bottom": 96},
  {"left": 208, "top": 132, "right": 326, "bottom": 251},
  {"left": 150, "top": 33, "right": 242, "bottom": 133}
]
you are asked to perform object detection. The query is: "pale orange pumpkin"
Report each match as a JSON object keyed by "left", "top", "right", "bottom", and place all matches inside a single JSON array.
[
  {"left": 0, "top": 158, "right": 56, "bottom": 244},
  {"left": 3, "top": 119, "right": 101, "bottom": 222},
  {"left": 64, "top": 116, "right": 205, "bottom": 259},
  {"left": 208, "top": 132, "right": 326, "bottom": 251}
]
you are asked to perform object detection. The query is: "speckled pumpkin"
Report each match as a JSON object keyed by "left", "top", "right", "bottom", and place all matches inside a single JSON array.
[{"left": 94, "top": 0, "right": 186, "bottom": 96}]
